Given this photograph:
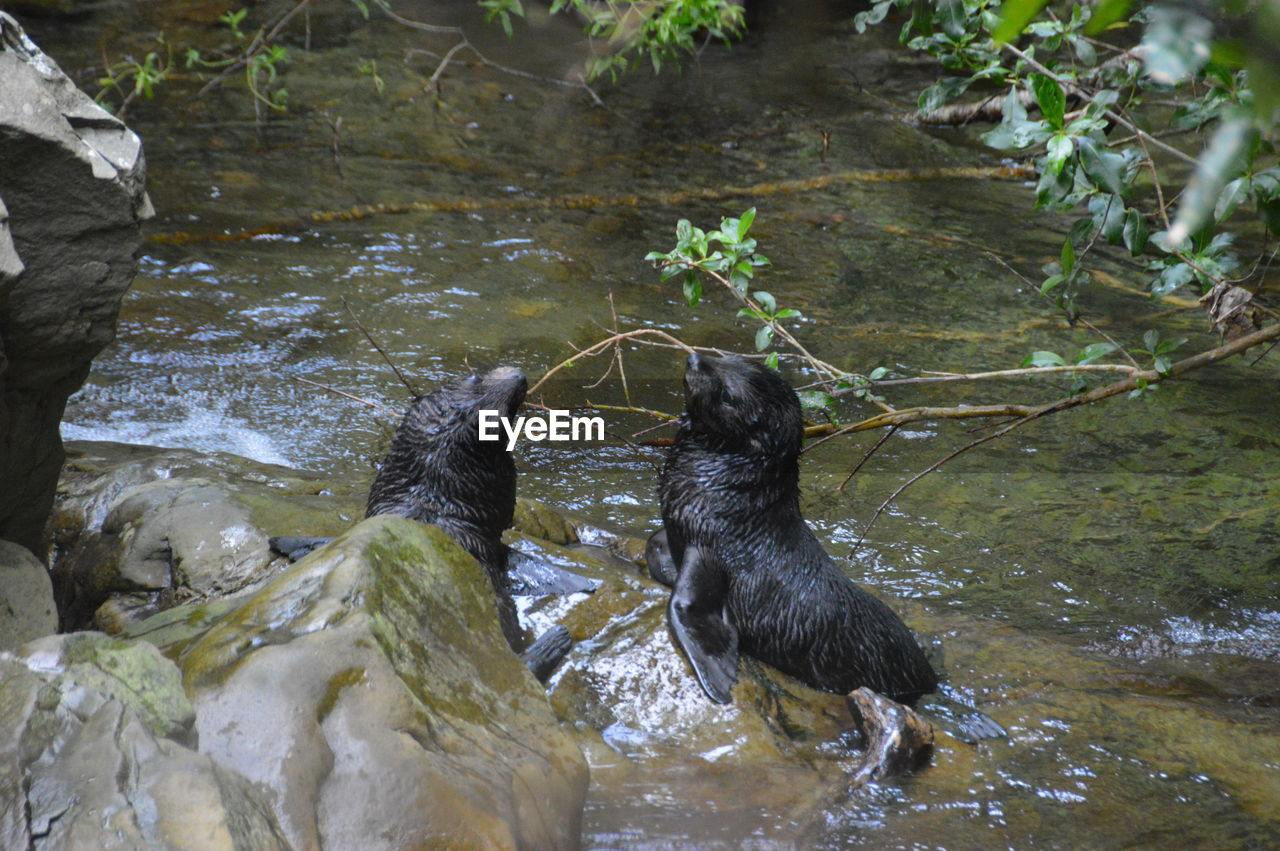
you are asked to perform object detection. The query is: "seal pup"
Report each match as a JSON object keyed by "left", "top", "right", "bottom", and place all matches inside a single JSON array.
[
  {"left": 365, "top": 366, "right": 594, "bottom": 680},
  {"left": 651, "top": 353, "right": 940, "bottom": 704}
]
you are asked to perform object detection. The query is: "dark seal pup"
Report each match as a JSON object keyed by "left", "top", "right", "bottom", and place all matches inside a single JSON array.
[
  {"left": 365, "top": 366, "right": 592, "bottom": 680},
  {"left": 651, "top": 353, "right": 940, "bottom": 705}
]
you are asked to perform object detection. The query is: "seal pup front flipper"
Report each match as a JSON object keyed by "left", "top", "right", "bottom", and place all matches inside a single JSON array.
[
  {"left": 668, "top": 545, "right": 739, "bottom": 704},
  {"left": 505, "top": 548, "right": 601, "bottom": 596},
  {"left": 644, "top": 528, "right": 679, "bottom": 587},
  {"left": 269, "top": 536, "right": 334, "bottom": 561}
]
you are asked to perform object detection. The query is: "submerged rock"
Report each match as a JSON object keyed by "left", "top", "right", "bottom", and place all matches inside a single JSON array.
[
  {"left": 0, "top": 631, "right": 287, "bottom": 850},
  {"left": 0, "top": 16, "right": 152, "bottom": 557},
  {"left": 163, "top": 515, "right": 589, "bottom": 850}
]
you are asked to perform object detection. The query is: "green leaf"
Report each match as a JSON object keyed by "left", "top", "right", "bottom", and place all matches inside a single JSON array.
[
  {"left": 1122, "top": 208, "right": 1149, "bottom": 255},
  {"left": 1046, "top": 134, "right": 1074, "bottom": 174},
  {"left": 1142, "top": 329, "right": 1160, "bottom": 351},
  {"left": 1040, "top": 273, "right": 1065, "bottom": 295},
  {"left": 1089, "top": 193, "right": 1125, "bottom": 244},
  {"left": 754, "top": 291, "right": 777, "bottom": 314},
  {"left": 992, "top": 0, "right": 1051, "bottom": 43},
  {"left": 683, "top": 273, "right": 701, "bottom": 306},
  {"left": 1072, "top": 36, "right": 1098, "bottom": 67},
  {"left": 1077, "top": 137, "right": 1129, "bottom": 196},
  {"left": 1214, "top": 176, "right": 1250, "bottom": 223},
  {"left": 936, "top": 0, "right": 967, "bottom": 38},
  {"left": 1030, "top": 73, "right": 1066, "bottom": 129},
  {"left": 797, "top": 390, "right": 836, "bottom": 410},
  {"left": 764, "top": 351, "right": 780, "bottom": 370},
  {"left": 1076, "top": 342, "right": 1117, "bottom": 364},
  {"left": 755, "top": 324, "right": 774, "bottom": 351},
  {"left": 1154, "top": 354, "right": 1171, "bottom": 374},
  {"left": 739, "top": 207, "right": 756, "bottom": 236},
  {"left": 1023, "top": 350, "right": 1066, "bottom": 367},
  {"left": 1060, "top": 237, "right": 1075, "bottom": 274},
  {"left": 1036, "top": 159, "right": 1075, "bottom": 208},
  {"left": 869, "top": 366, "right": 889, "bottom": 380},
  {"left": 1085, "top": 0, "right": 1130, "bottom": 35},
  {"left": 774, "top": 308, "right": 802, "bottom": 319},
  {"left": 676, "top": 219, "right": 692, "bottom": 246},
  {"left": 919, "top": 77, "right": 973, "bottom": 115}
]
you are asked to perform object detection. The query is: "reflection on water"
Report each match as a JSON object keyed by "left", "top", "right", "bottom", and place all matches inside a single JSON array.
[{"left": 28, "top": 0, "right": 1280, "bottom": 845}]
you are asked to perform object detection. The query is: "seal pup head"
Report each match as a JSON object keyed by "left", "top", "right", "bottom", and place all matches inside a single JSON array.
[
  {"left": 365, "top": 365, "right": 527, "bottom": 528},
  {"left": 681, "top": 352, "right": 804, "bottom": 457}
]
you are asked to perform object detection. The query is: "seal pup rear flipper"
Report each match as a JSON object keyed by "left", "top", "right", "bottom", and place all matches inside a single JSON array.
[
  {"left": 521, "top": 625, "right": 573, "bottom": 682},
  {"left": 668, "top": 545, "right": 739, "bottom": 704}
]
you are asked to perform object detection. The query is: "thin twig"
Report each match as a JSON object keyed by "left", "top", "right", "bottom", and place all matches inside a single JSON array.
[
  {"left": 838, "top": 424, "right": 900, "bottom": 491},
  {"left": 289, "top": 375, "right": 396, "bottom": 416},
  {"left": 852, "top": 320, "right": 1280, "bottom": 547},
  {"left": 340, "top": 296, "right": 419, "bottom": 396},
  {"left": 528, "top": 329, "right": 693, "bottom": 396}
]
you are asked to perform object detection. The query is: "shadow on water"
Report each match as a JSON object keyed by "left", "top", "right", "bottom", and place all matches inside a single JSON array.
[{"left": 26, "top": 0, "right": 1280, "bottom": 845}]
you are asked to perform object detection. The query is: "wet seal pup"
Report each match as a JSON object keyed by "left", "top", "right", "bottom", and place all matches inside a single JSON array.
[
  {"left": 650, "top": 354, "right": 981, "bottom": 720},
  {"left": 364, "top": 366, "right": 596, "bottom": 680}
]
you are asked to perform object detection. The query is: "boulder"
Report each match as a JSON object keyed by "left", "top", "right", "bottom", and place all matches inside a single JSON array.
[
  {"left": 0, "top": 632, "right": 288, "bottom": 850},
  {"left": 49, "top": 440, "right": 364, "bottom": 632},
  {"left": 0, "top": 14, "right": 152, "bottom": 557},
  {"left": 169, "top": 515, "right": 589, "bottom": 850},
  {"left": 0, "top": 539, "right": 56, "bottom": 651}
]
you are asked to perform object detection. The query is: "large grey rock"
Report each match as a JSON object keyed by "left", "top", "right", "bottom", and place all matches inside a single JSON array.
[
  {"left": 172, "top": 515, "right": 590, "bottom": 850},
  {"left": 0, "top": 539, "right": 55, "bottom": 650},
  {"left": 0, "top": 14, "right": 152, "bottom": 557},
  {"left": 49, "top": 440, "right": 364, "bottom": 632},
  {"left": 0, "top": 632, "right": 288, "bottom": 850}
]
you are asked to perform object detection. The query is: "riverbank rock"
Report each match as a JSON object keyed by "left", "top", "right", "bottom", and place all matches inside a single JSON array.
[
  {"left": 0, "top": 539, "right": 56, "bottom": 650},
  {"left": 48, "top": 440, "right": 364, "bottom": 632},
  {"left": 148, "top": 515, "right": 589, "bottom": 850},
  {"left": 0, "top": 14, "right": 152, "bottom": 557},
  {"left": 0, "top": 631, "right": 287, "bottom": 850}
]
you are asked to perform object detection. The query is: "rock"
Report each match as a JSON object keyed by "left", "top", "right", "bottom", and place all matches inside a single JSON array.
[
  {"left": 0, "top": 632, "right": 287, "bottom": 850},
  {"left": 168, "top": 515, "right": 588, "bottom": 850},
  {"left": 846, "top": 686, "right": 935, "bottom": 784},
  {"left": 0, "top": 539, "right": 56, "bottom": 650},
  {"left": 0, "top": 14, "right": 152, "bottom": 558},
  {"left": 48, "top": 440, "right": 364, "bottom": 632}
]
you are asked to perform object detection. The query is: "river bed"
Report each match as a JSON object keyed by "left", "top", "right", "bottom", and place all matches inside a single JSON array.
[{"left": 26, "top": 0, "right": 1280, "bottom": 845}]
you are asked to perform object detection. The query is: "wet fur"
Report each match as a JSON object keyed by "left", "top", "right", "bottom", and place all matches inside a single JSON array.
[
  {"left": 366, "top": 368, "right": 562, "bottom": 671},
  {"left": 656, "top": 354, "right": 939, "bottom": 704}
]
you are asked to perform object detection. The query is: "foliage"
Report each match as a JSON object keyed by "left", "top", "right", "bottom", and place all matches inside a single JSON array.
[
  {"left": 480, "top": 0, "right": 746, "bottom": 80},
  {"left": 853, "top": 0, "right": 1278, "bottom": 329},
  {"left": 647, "top": 209, "right": 889, "bottom": 412},
  {"left": 94, "top": 37, "right": 173, "bottom": 115}
]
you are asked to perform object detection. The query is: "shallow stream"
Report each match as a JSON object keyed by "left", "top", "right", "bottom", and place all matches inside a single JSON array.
[{"left": 27, "top": 0, "right": 1280, "bottom": 845}]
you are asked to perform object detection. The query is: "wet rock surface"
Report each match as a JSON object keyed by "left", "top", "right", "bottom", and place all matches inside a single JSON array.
[
  {"left": 0, "top": 16, "right": 152, "bottom": 556},
  {"left": 159, "top": 514, "right": 589, "bottom": 850},
  {"left": 49, "top": 440, "right": 364, "bottom": 632},
  {"left": 0, "top": 631, "right": 287, "bottom": 850},
  {"left": 0, "top": 539, "right": 56, "bottom": 651}
]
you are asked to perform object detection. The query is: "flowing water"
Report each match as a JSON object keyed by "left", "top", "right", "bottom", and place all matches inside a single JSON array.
[{"left": 26, "top": 0, "right": 1280, "bottom": 845}]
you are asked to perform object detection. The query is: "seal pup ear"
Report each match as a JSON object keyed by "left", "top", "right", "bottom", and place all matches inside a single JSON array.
[{"left": 667, "top": 545, "right": 739, "bottom": 704}]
